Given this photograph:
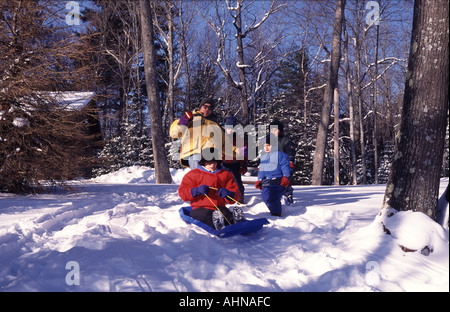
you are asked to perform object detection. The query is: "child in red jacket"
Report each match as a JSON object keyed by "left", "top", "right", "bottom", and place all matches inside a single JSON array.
[{"left": 178, "top": 148, "right": 244, "bottom": 230}]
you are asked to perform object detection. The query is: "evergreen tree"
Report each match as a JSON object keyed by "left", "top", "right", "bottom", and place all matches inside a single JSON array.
[
  {"left": 273, "top": 47, "right": 309, "bottom": 110},
  {"left": 259, "top": 46, "right": 325, "bottom": 185},
  {"left": 93, "top": 96, "right": 154, "bottom": 177},
  {"left": 0, "top": 0, "right": 97, "bottom": 193},
  {"left": 189, "top": 55, "right": 221, "bottom": 110},
  {"left": 377, "top": 141, "right": 394, "bottom": 184}
]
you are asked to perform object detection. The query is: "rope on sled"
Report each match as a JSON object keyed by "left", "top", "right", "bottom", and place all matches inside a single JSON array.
[
  {"left": 209, "top": 187, "right": 265, "bottom": 219},
  {"left": 204, "top": 193, "right": 232, "bottom": 226}
]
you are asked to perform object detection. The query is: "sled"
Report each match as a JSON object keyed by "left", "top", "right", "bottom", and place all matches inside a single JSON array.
[{"left": 179, "top": 207, "right": 269, "bottom": 238}]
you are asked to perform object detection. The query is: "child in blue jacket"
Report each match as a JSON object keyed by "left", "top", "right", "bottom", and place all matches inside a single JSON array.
[{"left": 256, "top": 134, "right": 292, "bottom": 216}]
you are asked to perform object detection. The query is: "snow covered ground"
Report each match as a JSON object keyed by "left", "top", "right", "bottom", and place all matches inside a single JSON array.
[{"left": 0, "top": 166, "right": 448, "bottom": 292}]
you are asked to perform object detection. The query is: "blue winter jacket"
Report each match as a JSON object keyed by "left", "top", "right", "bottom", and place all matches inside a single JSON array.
[{"left": 258, "top": 150, "right": 291, "bottom": 181}]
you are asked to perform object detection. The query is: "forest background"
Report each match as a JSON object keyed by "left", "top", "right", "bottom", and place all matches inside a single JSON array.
[{"left": 1, "top": 0, "right": 448, "bottom": 192}]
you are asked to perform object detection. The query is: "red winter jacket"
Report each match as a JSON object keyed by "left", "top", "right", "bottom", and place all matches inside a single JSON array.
[{"left": 178, "top": 166, "right": 241, "bottom": 210}]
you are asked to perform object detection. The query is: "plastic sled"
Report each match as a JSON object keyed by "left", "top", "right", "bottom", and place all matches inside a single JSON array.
[{"left": 179, "top": 207, "right": 269, "bottom": 238}]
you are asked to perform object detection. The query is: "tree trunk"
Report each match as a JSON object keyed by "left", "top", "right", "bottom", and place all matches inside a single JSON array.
[
  {"left": 139, "top": 0, "right": 173, "bottom": 184},
  {"left": 235, "top": 0, "right": 250, "bottom": 126},
  {"left": 166, "top": 2, "right": 175, "bottom": 128},
  {"left": 383, "top": 0, "right": 449, "bottom": 220},
  {"left": 343, "top": 21, "right": 357, "bottom": 185},
  {"left": 355, "top": 24, "right": 367, "bottom": 185},
  {"left": 333, "top": 87, "right": 340, "bottom": 186},
  {"left": 372, "top": 24, "right": 380, "bottom": 184},
  {"left": 180, "top": 27, "right": 191, "bottom": 111},
  {"left": 311, "top": 0, "right": 345, "bottom": 185}
]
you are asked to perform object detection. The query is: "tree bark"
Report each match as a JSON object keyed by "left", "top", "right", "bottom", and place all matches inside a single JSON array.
[
  {"left": 311, "top": 0, "right": 345, "bottom": 185},
  {"left": 372, "top": 24, "right": 380, "bottom": 184},
  {"left": 333, "top": 87, "right": 340, "bottom": 186},
  {"left": 139, "top": 0, "right": 173, "bottom": 184},
  {"left": 343, "top": 21, "right": 357, "bottom": 185},
  {"left": 383, "top": 0, "right": 449, "bottom": 220},
  {"left": 354, "top": 18, "right": 367, "bottom": 185},
  {"left": 167, "top": 3, "right": 175, "bottom": 129},
  {"left": 234, "top": 0, "right": 250, "bottom": 126}
]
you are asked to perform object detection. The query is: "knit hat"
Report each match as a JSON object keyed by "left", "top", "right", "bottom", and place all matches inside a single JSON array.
[
  {"left": 200, "top": 98, "right": 216, "bottom": 109},
  {"left": 269, "top": 119, "right": 284, "bottom": 136},
  {"left": 224, "top": 116, "right": 237, "bottom": 126}
]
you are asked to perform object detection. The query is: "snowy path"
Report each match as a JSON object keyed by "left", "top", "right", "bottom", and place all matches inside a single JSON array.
[{"left": 0, "top": 169, "right": 448, "bottom": 292}]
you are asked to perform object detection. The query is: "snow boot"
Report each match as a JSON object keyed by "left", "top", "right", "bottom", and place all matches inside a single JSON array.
[
  {"left": 212, "top": 210, "right": 225, "bottom": 230},
  {"left": 284, "top": 194, "right": 293, "bottom": 206},
  {"left": 232, "top": 206, "right": 245, "bottom": 223}
]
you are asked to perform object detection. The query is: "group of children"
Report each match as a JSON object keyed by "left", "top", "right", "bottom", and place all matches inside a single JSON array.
[{"left": 174, "top": 98, "right": 295, "bottom": 230}]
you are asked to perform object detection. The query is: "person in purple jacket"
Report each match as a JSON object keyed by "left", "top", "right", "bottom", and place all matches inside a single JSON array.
[{"left": 255, "top": 134, "right": 291, "bottom": 216}]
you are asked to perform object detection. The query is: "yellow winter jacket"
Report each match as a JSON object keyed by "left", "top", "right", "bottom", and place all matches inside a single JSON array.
[{"left": 169, "top": 110, "right": 226, "bottom": 167}]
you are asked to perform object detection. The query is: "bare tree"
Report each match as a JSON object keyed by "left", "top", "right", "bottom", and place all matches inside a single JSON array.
[
  {"left": 285, "top": 1, "right": 330, "bottom": 124},
  {"left": 342, "top": 0, "right": 409, "bottom": 185},
  {"left": 343, "top": 18, "right": 358, "bottom": 185},
  {"left": 371, "top": 23, "right": 380, "bottom": 184},
  {"left": 333, "top": 87, "right": 340, "bottom": 185},
  {"left": 153, "top": 0, "right": 184, "bottom": 130},
  {"left": 139, "top": 0, "right": 172, "bottom": 184},
  {"left": 311, "top": 0, "right": 346, "bottom": 185},
  {"left": 354, "top": 2, "right": 368, "bottom": 185},
  {"left": 176, "top": 0, "right": 198, "bottom": 111},
  {"left": 383, "top": 0, "right": 449, "bottom": 220},
  {"left": 85, "top": 0, "right": 146, "bottom": 139},
  {"left": 201, "top": 0, "right": 285, "bottom": 125},
  {"left": 246, "top": 21, "right": 295, "bottom": 124}
]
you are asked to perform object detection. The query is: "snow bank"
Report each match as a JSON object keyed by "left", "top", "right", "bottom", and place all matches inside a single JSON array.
[
  {"left": 379, "top": 207, "right": 449, "bottom": 254},
  {"left": 0, "top": 168, "right": 448, "bottom": 292},
  {"left": 93, "top": 166, "right": 189, "bottom": 184}
]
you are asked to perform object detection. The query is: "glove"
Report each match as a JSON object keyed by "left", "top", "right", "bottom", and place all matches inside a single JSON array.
[
  {"left": 191, "top": 184, "right": 210, "bottom": 197},
  {"left": 255, "top": 180, "right": 262, "bottom": 190},
  {"left": 218, "top": 188, "right": 235, "bottom": 199},
  {"left": 178, "top": 111, "right": 193, "bottom": 126},
  {"left": 281, "top": 176, "right": 290, "bottom": 187},
  {"left": 290, "top": 161, "right": 294, "bottom": 169}
]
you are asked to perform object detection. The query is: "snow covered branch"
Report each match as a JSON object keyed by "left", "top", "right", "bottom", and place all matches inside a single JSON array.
[{"left": 361, "top": 58, "right": 405, "bottom": 91}]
